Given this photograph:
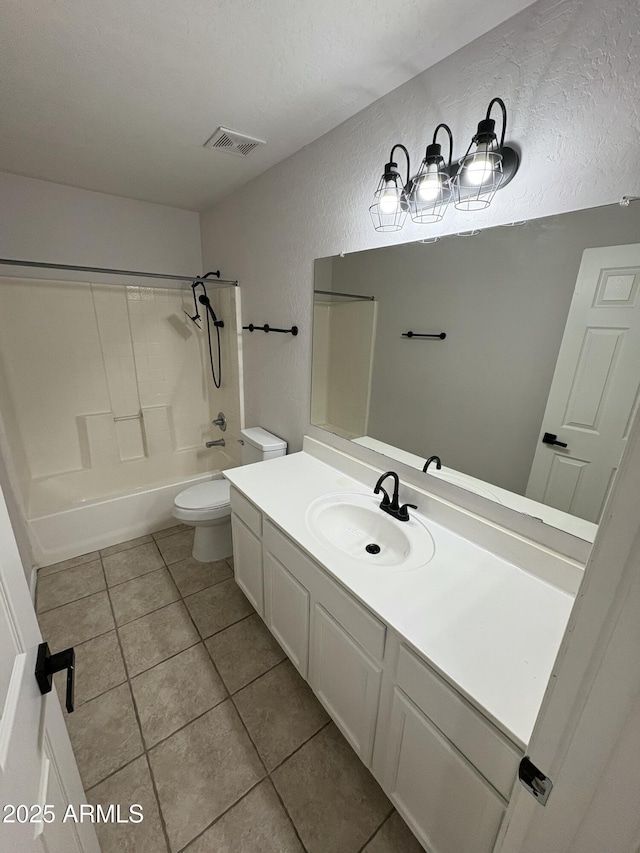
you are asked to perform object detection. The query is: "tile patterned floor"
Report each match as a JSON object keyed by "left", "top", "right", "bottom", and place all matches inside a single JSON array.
[{"left": 37, "top": 525, "right": 423, "bottom": 853}]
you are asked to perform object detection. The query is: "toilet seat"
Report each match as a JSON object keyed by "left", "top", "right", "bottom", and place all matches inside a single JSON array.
[{"left": 173, "top": 480, "right": 231, "bottom": 522}]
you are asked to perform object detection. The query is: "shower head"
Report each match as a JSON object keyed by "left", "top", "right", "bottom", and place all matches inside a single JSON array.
[{"left": 198, "top": 294, "right": 224, "bottom": 328}]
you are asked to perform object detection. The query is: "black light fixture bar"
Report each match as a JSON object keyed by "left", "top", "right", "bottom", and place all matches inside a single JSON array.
[{"left": 243, "top": 323, "right": 299, "bottom": 336}]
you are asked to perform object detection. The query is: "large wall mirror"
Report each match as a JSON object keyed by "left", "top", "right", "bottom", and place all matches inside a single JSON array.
[{"left": 311, "top": 202, "right": 640, "bottom": 543}]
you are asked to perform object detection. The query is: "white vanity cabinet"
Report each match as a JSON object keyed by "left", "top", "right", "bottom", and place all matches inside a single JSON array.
[
  {"left": 230, "top": 489, "right": 264, "bottom": 615},
  {"left": 374, "top": 643, "right": 521, "bottom": 853},
  {"left": 228, "top": 485, "right": 523, "bottom": 853},
  {"left": 263, "top": 518, "right": 384, "bottom": 764}
]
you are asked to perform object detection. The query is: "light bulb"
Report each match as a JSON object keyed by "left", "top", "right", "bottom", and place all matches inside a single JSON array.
[
  {"left": 379, "top": 181, "right": 400, "bottom": 214},
  {"left": 418, "top": 163, "right": 441, "bottom": 201},
  {"left": 464, "top": 143, "right": 492, "bottom": 186}
]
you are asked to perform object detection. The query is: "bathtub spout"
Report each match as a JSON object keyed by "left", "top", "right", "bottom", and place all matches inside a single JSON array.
[{"left": 205, "top": 439, "right": 225, "bottom": 448}]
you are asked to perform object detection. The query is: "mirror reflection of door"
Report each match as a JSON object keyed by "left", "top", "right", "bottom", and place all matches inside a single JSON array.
[{"left": 526, "top": 244, "right": 640, "bottom": 523}]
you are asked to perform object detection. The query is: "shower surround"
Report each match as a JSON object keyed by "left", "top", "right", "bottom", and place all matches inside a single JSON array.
[{"left": 0, "top": 278, "right": 242, "bottom": 563}]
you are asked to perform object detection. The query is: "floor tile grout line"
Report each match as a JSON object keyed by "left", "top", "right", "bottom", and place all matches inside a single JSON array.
[
  {"left": 354, "top": 806, "right": 396, "bottom": 853},
  {"left": 210, "top": 651, "right": 287, "bottom": 697},
  {"left": 98, "top": 554, "right": 174, "bottom": 853},
  {"left": 98, "top": 536, "right": 155, "bottom": 558},
  {"left": 173, "top": 778, "right": 266, "bottom": 853},
  {"left": 37, "top": 555, "right": 100, "bottom": 578},
  {"left": 63, "top": 674, "right": 128, "bottom": 711},
  {"left": 106, "top": 561, "right": 173, "bottom": 592},
  {"left": 127, "top": 635, "right": 202, "bottom": 680},
  {"left": 104, "top": 563, "right": 164, "bottom": 589},
  {"left": 36, "top": 583, "right": 107, "bottom": 616},
  {"left": 194, "top": 610, "right": 256, "bottom": 642},
  {"left": 169, "top": 568, "right": 235, "bottom": 601}
]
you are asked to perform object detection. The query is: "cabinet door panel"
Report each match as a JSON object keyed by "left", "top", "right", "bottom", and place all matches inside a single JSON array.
[
  {"left": 231, "top": 512, "right": 264, "bottom": 615},
  {"left": 310, "top": 604, "right": 381, "bottom": 765},
  {"left": 396, "top": 644, "right": 520, "bottom": 800},
  {"left": 385, "top": 688, "right": 505, "bottom": 853},
  {"left": 264, "top": 551, "right": 310, "bottom": 677}
]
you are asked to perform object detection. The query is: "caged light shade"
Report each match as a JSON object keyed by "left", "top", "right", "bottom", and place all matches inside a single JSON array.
[
  {"left": 408, "top": 123, "right": 453, "bottom": 224},
  {"left": 369, "top": 145, "right": 411, "bottom": 232},
  {"left": 453, "top": 97, "right": 507, "bottom": 211}
]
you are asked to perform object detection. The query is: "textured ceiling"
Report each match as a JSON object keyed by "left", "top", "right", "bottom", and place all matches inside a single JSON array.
[{"left": 0, "top": 0, "right": 537, "bottom": 211}]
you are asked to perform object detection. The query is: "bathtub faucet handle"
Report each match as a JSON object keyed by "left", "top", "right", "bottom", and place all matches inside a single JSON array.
[{"left": 212, "top": 412, "right": 227, "bottom": 431}]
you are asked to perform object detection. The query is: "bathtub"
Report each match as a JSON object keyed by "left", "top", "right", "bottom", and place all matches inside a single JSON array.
[{"left": 30, "top": 471, "right": 227, "bottom": 567}]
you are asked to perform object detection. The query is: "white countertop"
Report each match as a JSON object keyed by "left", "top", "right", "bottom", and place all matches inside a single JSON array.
[{"left": 225, "top": 451, "right": 575, "bottom": 750}]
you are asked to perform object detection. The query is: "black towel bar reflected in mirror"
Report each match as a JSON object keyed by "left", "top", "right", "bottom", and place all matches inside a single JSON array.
[
  {"left": 402, "top": 331, "right": 447, "bottom": 339},
  {"left": 243, "top": 323, "right": 298, "bottom": 336}
]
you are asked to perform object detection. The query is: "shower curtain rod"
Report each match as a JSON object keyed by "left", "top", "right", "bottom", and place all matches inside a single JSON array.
[
  {"left": 314, "top": 289, "right": 374, "bottom": 301},
  {"left": 0, "top": 258, "right": 238, "bottom": 286}
]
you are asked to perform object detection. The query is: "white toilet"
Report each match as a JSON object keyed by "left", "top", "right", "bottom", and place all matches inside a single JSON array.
[{"left": 172, "top": 427, "right": 287, "bottom": 562}]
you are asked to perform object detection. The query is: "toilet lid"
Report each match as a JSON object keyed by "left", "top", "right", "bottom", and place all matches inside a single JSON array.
[{"left": 174, "top": 480, "right": 230, "bottom": 510}]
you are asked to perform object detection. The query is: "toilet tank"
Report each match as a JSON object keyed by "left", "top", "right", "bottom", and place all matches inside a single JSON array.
[{"left": 240, "top": 427, "right": 287, "bottom": 464}]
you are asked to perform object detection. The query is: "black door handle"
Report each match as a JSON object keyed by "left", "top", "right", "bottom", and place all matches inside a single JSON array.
[
  {"left": 35, "top": 642, "right": 75, "bottom": 713},
  {"left": 542, "top": 432, "right": 568, "bottom": 449}
]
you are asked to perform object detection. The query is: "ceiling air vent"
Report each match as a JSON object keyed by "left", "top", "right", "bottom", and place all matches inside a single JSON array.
[{"left": 203, "top": 127, "right": 265, "bottom": 157}]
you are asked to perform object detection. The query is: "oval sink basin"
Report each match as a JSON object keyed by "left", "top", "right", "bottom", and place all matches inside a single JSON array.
[{"left": 305, "top": 492, "right": 435, "bottom": 571}]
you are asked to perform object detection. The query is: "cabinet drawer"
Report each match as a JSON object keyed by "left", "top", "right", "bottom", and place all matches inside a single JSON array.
[
  {"left": 264, "top": 520, "right": 386, "bottom": 661},
  {"left": 385, "top": 687, "right": 505, "bottom": 853},
  {"left": 230, "top": 488, "right": 262, "bottom": 538},
  {"left": 396, "top": 644, "right": 520, "bottom": 800}
]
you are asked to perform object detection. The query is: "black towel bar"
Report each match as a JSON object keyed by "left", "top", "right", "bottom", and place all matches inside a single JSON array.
[
  {"left": 243, "top": 323, "right": 298, "bottom": 336},
  {"left": 402, "top": 331, "right": 446, "bottom": 339}
]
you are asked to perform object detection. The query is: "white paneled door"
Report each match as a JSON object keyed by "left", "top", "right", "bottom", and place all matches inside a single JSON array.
[
  {"left": 526, "top": 244, "right": 640, "bottom": 523},
  {"left": 0, "top": 487, "right": 99, "bottom": 852}
]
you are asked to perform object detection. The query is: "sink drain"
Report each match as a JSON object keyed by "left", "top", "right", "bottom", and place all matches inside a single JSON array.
[{"left": 365, "top": 543, "right": 381, "bottom": 555}]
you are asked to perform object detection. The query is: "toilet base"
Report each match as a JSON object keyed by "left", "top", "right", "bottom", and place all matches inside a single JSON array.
[{"left": 191, "top": 517, "right": 233, "bottom": 563}]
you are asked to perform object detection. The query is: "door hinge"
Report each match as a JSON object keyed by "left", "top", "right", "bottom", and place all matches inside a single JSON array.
[{"left": 518, "top": 756, "right": 553, "bottom": 806}]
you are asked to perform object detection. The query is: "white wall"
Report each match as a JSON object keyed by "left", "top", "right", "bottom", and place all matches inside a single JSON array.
[
  {"left": 0, "top": 172, "right": 202, "bottom": 279},
  {"left": 200, "top": 0, "right": 640, "bottom": 453}
]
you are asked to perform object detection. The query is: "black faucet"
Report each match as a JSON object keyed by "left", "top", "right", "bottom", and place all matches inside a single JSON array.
[
  {"left": 373, "top": 471, "right": 417, "bottom": 522},
  {"left": 422, "top": 455, "right": 442, "bottom": 473}
]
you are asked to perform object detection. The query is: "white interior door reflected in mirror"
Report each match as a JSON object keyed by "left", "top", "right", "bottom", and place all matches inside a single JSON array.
[{"left": 526, "top": 244, "right": 640, "bottom": 523}]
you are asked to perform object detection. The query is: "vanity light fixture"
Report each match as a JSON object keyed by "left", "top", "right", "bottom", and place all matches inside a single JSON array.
[
  {"left": 369, "top": 144, "right": 411, "bottom": 232},
  {"left": 369, "top": 97, "right": 519, "bottom": 232},
  {"left": 408, "top": 124, "right": 453, "bottom": 224},
  {"left": 453, "top": 97, "right": 515, "bottom": 211}
]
